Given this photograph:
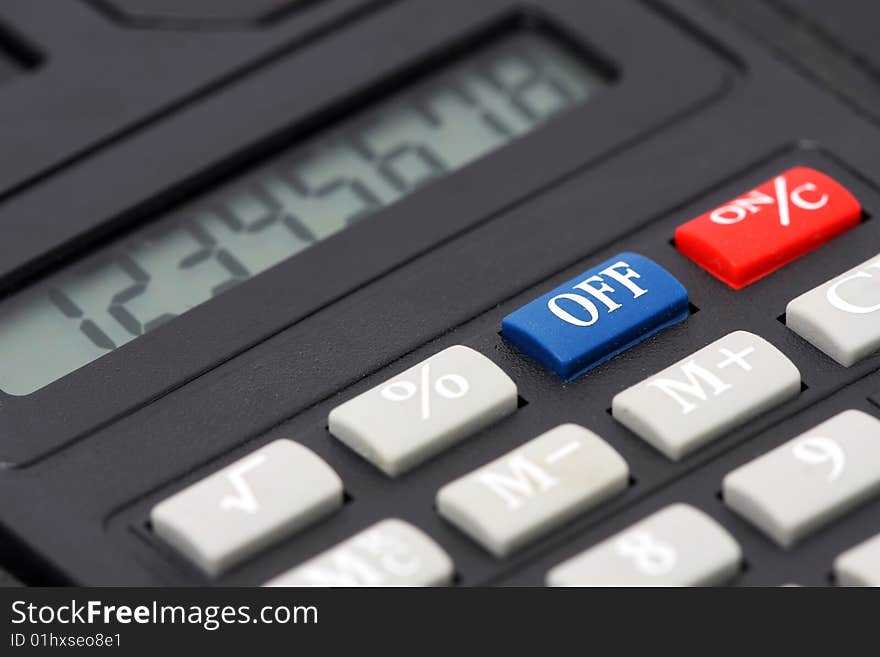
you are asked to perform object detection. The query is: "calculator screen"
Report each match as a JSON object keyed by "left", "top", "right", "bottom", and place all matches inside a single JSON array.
[{"left": 0, "top": 30, "right": 606, "bottom": 395}]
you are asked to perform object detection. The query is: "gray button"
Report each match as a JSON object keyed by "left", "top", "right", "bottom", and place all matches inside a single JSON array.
[
  {"left": 612, "top": 330, "right": 800, "bottom": 460},
  {"left": 786, "top": 253, "right": 880, "bottom": 366},
  {"left": 546, "top": 503, "right": 742, "bottom": 586},
  {"left": 834, "top": 532, "right": 880, "bottom": 586},
  {"left": 723, "top": 410, "right": 880, "bottom": 548},
  {"left": 264, "top": 519, "right": 453, "bottom": 587},
  {"left": 329, "top": 345, "right": 517, "bottom": 477},
  {"left": 437, "top": 424, "right": 628, "bottom": 558},
  {"left": 151, "top": 439, "right": 343, "bottom": 577}
]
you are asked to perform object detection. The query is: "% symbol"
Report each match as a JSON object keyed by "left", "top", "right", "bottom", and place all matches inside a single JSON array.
[
  {"left": 710, "top": 174, "right": 829, "bottom": 227},
  {"left": 380, "top": 363, "right": 470, "bottom": 420}
]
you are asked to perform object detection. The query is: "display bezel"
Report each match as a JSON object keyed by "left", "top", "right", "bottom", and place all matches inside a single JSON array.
[{"left": 0, "top": 0, "right": 728, "bottom": 465}]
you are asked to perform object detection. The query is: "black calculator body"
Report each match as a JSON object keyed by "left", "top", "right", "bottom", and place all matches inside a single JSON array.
[{"left": 0, "top": 0, "right": 878, "bottom": 586}]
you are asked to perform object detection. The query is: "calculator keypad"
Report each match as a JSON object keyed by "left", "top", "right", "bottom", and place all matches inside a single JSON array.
[
  {"left": 723, "top": 410, "right": 880, "bottom": 548},
  {"left": 612, "top": 331, "right": 801, "bottom": 461},
  {"left": 151, "top": 440, "right": 343, "bottom": 577},
  {"left": 437, "top": 424, "right": 629, "bottom": 558},
  {"left": 786, "top": 253, "right": 880, "bottom": 366},
  {"left": 546, "top": 504, "right": 742, "bottom": 586},
  {"left": 328, "top": 345, "right": 518, "bottom": 477},
  {"left": 264, "top": 519, "right": 454, "bottom": 587},
  {"left": 137, "top": 160, "right": 879, "bottom": 586}
]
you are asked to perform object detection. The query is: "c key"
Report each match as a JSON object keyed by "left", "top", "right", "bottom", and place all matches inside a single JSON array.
[
  {"left": 786, "top": 253, "right": 880, "bottom": 366},
  {"left": 675, "top": 167, "right": 861, "bottom": 289}
]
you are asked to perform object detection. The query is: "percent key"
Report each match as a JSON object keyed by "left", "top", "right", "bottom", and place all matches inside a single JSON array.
[{"left": 329, "top": 345, "right": 518, "bottom": 477}]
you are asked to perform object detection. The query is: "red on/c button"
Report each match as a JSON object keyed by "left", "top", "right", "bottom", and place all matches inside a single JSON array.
[{"left": 674, "top": 167, "right": 862, "bottom": 289}]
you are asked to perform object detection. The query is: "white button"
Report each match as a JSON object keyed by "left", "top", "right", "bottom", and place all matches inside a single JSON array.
[
  {"left": 723, "top": 410, "right": 880, "bottom": 548},
  {"left": 834, "top": 532, "right": 880, "bottom": 586},
  {"left": 264, "top": 519, "right": 453, "bottom": 587},
  {"left": 787, "top": 253, "right": 880, "bottom": 366},
  {"left": 612, "top": 330, "right": 800, "bottom": 460},
  {"left": 437, "top": 424, "right": 628, "bottom": 558},
  {"left": 546, "top": 504, "right": 741, "bottom": 586},
  {"left": 151, "top": 440, "right": 343, "bottom": 577},
  {"left": 329, "top": 345, "right": 517, "bottom": 477}
]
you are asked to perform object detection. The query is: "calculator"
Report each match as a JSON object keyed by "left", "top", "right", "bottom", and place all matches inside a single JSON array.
[{"left": 1, "top": 0, "right": 879, "bottom": 587}]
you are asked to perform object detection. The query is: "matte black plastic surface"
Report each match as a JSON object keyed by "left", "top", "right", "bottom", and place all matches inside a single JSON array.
[
  {"left": 0, "top": 0, "right": 878, "bottom": 586},
  {"left": 92, "top": 0, "right": 318, "bottom": 28},
  {"left": 0, "top": 0, "right": 725, "bottom": 466}
]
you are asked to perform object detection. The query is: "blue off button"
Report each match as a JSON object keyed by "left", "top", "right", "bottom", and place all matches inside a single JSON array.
[{"left": 502, "top": 253, "right": 689, "bottom": 381}]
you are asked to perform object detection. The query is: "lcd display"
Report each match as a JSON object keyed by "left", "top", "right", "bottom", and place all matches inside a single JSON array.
[{"left": 0, "top": 30, "right": 607, "bottom": 395}]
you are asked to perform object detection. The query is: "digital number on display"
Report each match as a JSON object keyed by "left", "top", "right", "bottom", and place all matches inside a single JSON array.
[{"left": 0, "top": 31, "right": 606, "bottom": 395}]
